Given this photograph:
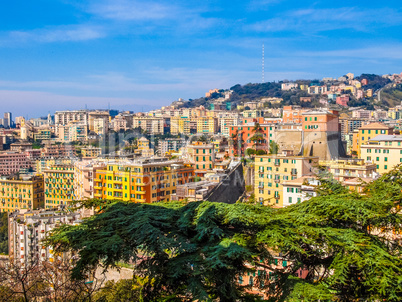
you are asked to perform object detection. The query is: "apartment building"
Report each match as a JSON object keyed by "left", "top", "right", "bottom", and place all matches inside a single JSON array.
[
  {"left": 353, "top": 123, "right": 394, "bottom": 157},
  {"left": 81, "top": 146, "right": 102, "bottom": 158},
  {"left": 74, "top": 160, "right": 107, "bottom": 200},
  {"left": 158, "top": 138, "right": 187, "bottom": 156},
  {"left": 41, "top": 144, "right": 76, "bottom": 158},
  {"left": 58, "top": 122, "right": 88, "bottom": 142},
  {"left": 93, "top": 117, "right": 109, "bottom": 135},
  {"left": 0, "top": 175, "right": 44, "bottom": 212},
  {"left": 0, "top": 151, "right": 30, "bottom": 176},
  {"left": 8, "top": 208, "right": 81, "bottom": 267},
  {"left": 319, "top": 159, "right": 376, "bottom": 182},
  {"left": 254, "top": 152, "right": 319, "bottom": 207},
  {"left": 196, "top": 117, "right": 218, "bottom": 134},
  {"left": 282, "top": 176, "right": 320, "bottom": 207},
  {"left": 170, "top": 117, "right": 197, "bottom": 135},
  {"left": 186, "top": 142, "right": 215, "bottom": 174},
  {"left": 360, "top": 135, "right": 402, "bottom": 174},
  {"left": 94, "top": 158, "right": 194, "bottom": 203},
  {"left": 219, "top": 115, "right": 241, "bottom": 137},
  {"left": 132, "top": 116, "right": 165, "bottom": 135},
  {"left": 229, "top": 121, "right": 274, "bottom": 156},
  {"left": 54, "top": 110, "right": 88, "bottom": 126},
  {"left": 88, "top": 111, "right": 110, "bottom": 132},
  {"left": 35, "top": 157, "right": 76, "bottom": 174},
  {"left": 43, "top": 165, "right": 75, "bottom": 208}
]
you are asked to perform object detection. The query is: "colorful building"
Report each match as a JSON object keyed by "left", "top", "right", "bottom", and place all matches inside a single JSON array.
[
  {"left": 186, "top": 142, "right": 215, "bottom": 175},
  {"left": 0, "top": 175, "right": 44, "bottom": 212},
  {"left": 360, "top": 135, "right": 402, "bottom": 174},
  {"left": 352, "top": 123, "right": 394, "bottom": 157},
  {"left": 44, "top": 165, "right": 75, "bottom": 208},
  {"left": 94, "top": 158, "right": 194, "bottom": 203},
  {"left": 254, "top": 152, "right": 319, "bottom": 207}
]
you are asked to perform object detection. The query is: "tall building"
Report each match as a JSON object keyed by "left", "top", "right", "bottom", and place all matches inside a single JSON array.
[
  {"left": 44, "top": 165, "right": 75, "bottom": 208},
  {"left": 302, "top": 110, "right": 345, "bottom": 160},
  {"left": 94, "top": 158, "right": 195, "bottom": 203},
  {"left": 54, "top": 110, "right": 88, "bottom": 126},
  {"left": 254, "top": 152, "right": 319, "bottom": 207},
  {"left": 8, "top": 208, "right": 81, "bottom": 267},
  {"left": 3, "top": 112, "right": 12, "bottom": 128},
  {"left": 0, "top": 175, "right": 44, "bottom": 213}
]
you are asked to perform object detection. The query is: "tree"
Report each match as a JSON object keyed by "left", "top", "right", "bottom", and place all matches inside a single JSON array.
[
  {"left": 249, "top": 123, "right": 265, "bottom": 151},
  {"left": 0, "top": 213, "right": 8, "bottom": 255},
  {"left": 269, "top": 141, "right": 279, "bottom": 155},
  {"left": 48, "top": 167, "right": 402, "bottom": 301},
  {"left": 0, "top": 256, "right": 105, "bottom": 302},
  {"left": 246, "top": 148, "right": 256, "bottom": 157}
]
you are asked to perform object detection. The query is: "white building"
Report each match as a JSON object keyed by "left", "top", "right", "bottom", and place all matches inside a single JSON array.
[
  {"left": 8, "top": 208, "right": 81, "bottom": 267},
  {"left": 282, "top": 176, "right": 320, "bottom": 207}
]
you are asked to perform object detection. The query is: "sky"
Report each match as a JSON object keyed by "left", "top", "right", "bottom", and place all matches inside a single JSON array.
[{"left": 0, "top": 0, "right": 402, "bottom": 118}]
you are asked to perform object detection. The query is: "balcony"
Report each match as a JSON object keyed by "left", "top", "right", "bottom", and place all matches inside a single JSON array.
[
  {"left": 274, "top": 179, "right": 280, "bottom": 183},
  {"left": 258, "top": 185, "right": 264, "bottom": 189}
]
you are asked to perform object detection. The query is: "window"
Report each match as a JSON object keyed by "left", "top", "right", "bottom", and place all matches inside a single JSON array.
[
  {"left": 385, "top": 165, "right": 388, "bottom": 170},
  {"left": 385, "top": 157, "right": 388, "bottom": 162},
  {"left": 288, "top": 197, "right": 292, "bottom": 204},
  {"left": 376, "top": 157, "right": 379, "bottom": 161}
]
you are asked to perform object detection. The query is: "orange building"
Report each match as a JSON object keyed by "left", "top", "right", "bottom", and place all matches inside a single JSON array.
[
  {"left": 229, "top": 120, "right": 274, "bottom": 157},
  {"left": 283, "top": 106, "right": 308, "bottom": 124}
]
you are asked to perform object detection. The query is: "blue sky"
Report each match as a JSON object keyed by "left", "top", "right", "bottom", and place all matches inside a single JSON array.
[{"left": 0, "top": 0, "right": 402, "bottom": 117}]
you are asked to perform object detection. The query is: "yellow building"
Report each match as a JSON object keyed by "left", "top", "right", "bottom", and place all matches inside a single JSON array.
[
  {"left": 360, "top": 135, "right": 402, "bottom": 174},
  {"left": 171, "top": 117, "right": 196, "bottom": 135},
  {"left": 254, "top": 152, "right": 319, "bottom": 207},
  {"left": 35, "top": 158, "right": 75, "bottom": 174},
  {"left": 0, "top": 175, "right": 44, "bottom": 212},
  {"left": 196, "top": 117, "right": 218, "bottom": 134},
  {"left": 44, "top": 165, "right": 75, "bottom": 208},
  {"left": 94, "top": 158, "right": 194, "bottom": 203},
  {"left": 319, "top": 159, "right": 376, "bottom": 182},
  {"left": 353, "top": 123, "right": 393, "bottom": 157},
  {"left": 33, "top": 127, "right": 52, "bottom": 141}
]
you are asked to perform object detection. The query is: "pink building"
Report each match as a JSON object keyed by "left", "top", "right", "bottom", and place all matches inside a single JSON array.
[
  {"left": 0, "top": 152, "right": 30, "bottom": 175},
  {"left": 336, "top": 95, "right": 350, "bottom": 106}
]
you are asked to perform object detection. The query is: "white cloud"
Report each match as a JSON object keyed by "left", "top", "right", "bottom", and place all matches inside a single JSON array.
[
  {"left": 248, "top": 7, "right": 402, "bottom": 33},
  {"left": 87, "top": 0, "right": 176, "bottom": 21},
  {"left": 3, "top": 25, "right": 105, "bottom": 44}
]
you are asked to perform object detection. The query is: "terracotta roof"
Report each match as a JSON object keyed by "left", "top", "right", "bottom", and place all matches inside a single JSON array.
[{"left": 359, "top": 122, "right": 392, "bottom": 130}]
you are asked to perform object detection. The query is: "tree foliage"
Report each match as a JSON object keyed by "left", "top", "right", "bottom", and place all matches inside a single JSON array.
[
  {"left": 0, "top": 213, "right": 8, "bottom": 255},
  {"left": 48, "top": 167, "right": 402, "bottom": 301}
]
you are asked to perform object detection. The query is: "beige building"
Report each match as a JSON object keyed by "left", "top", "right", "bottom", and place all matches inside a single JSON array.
[
  {"left": 254, "top": 151, "right": 319, "bottom": 207},
  {"left": 81, "top": 146, "right": 102, "bottom": 158},
  {"left": 132, "top": 117, "right": 165, "bottom": 135},
  {"left": 186, "top": 142, "right": 215, "bottom": 175},
  {"left": 0, "top": 175, "right": 44, "bottom": 213},
  {"left": 360, "top": 135, "right": 402, "bottom": 174},
  {"left": 74, "top": 160, "right": 107, "bottom": 201},
  {"left": 88, "top": 111, "right": 110, "bottom": 132}
]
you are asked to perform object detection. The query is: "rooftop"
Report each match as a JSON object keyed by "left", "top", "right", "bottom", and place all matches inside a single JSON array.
[
  {"left": 367, "top": 135, "right": 402, "bottom": 142},
  {"left": 359, "top": 122, "right": 392, "bottom": 130}
]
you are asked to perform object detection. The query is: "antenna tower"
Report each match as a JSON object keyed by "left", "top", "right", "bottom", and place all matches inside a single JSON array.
[{"left": 262, "top": 44, "right": 265, "bottom": 83}]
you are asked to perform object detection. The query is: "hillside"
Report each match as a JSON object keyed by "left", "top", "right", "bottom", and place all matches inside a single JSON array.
[
  {"left": 381, "top": 84, "right": 402, "bottom": 107},
  {"left": 180, "top": 74, "right": 396, "bottom": 110}
]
